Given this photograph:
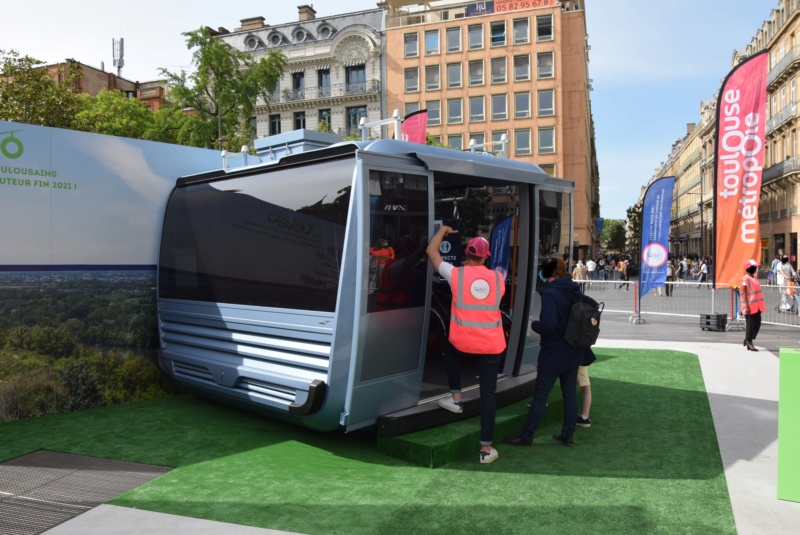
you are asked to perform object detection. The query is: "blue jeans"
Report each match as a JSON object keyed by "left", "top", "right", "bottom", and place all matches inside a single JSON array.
[
  {"left": 443, "top": 346, "right": 502, "bottom": 445},
  {"left": 521, "top": 366, "right": 579, "bottom": 439}
]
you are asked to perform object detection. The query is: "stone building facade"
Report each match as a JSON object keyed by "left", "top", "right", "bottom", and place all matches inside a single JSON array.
[{"left": 220, "top": 6, "right": 386, "bottom": 139}]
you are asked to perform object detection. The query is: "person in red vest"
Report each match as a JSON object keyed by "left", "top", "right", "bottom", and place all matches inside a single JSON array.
[
  {"left": 426, "top": 224, "right": 506, "bottom": 465},
  {"left": 741, "top": 259, "right": 766, "bottom": 351}
]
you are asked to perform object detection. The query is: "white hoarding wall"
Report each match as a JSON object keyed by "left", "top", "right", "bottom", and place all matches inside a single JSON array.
[{"left": 0, "top": 121, "right": 220, "bottom": 266}]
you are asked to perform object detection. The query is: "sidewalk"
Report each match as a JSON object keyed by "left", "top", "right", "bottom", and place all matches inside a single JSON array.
[{"left": 42, "top": 335, "right": 800, "bottom": 535}]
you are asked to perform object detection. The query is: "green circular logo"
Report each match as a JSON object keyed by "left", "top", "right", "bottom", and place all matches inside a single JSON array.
[{"left": 1, "top": 135, "right": 24, "bottom": 159}]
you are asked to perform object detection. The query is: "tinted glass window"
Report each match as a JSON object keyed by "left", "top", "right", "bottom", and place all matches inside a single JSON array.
[
  {"left": 159, "top": 158, "right": 354, "bottom": 312},
  {"left": 368, "top": 170, "right": 429, "bottom": 313}
]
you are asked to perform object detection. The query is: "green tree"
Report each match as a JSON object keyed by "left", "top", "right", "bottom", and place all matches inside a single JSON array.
[
  {"left": 426, "top": 133, "right": 447, "bottom": 148},
  {"left": 317, "top": 119, "right": 331, "bottom": 133},
  {"left": 0, "top": 49, "right": 81, "bottom": 127},
  {"left": 72, "top": 89, "right": 153, "bottom": 138},
  {"left": 626, "top": 204, "right": 643, "bottom": 258},
  {"left": 160, "top": 27, "right": 287, "bottom": 150},
  {"left": 601, "top": 219, "right": 626, "bottom": 252}
]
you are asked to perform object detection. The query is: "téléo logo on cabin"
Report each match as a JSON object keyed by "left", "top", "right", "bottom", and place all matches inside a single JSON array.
[{"left": 0, "top": 130, "right": 24, "bottom": 159}]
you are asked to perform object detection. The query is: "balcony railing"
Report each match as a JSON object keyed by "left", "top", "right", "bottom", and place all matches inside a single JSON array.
[
  {"left": 766, "top": 102, "right": 797, "bottom": 133},
  {"left": 768, "top": 45, "right": 800, "bottom": 86},
  {"left": 266, "top": 80, "right": 381, "bottom": 104},
  {"left": 763, "top": 155, "right": 800, "bottom": 183}
]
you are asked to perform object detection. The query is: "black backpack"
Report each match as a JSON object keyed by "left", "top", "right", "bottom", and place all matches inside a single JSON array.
[{"left": 556, "top": 289, "right": 604, "bottom": 349}]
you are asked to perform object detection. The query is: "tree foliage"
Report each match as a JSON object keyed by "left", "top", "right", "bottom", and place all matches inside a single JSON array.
[
  {"left": 0, "top": 49, "right": 81, "bottom": 127},
  {"left": 160, "top": 27, "right": 287, "bottom": 150},
  {"left": 72, "top": 90, "right": 153, "bottom": 138},
  {"left": 626, "top": 204, "right": 643, "bottom": 257},
  {"left": 601, "top": 219, "right": 626, "bottom": 252}
]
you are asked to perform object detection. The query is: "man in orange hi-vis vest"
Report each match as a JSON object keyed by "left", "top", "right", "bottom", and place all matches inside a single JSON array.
[{"left": 426, "top": 224, "right": 506, "bottom": 465}]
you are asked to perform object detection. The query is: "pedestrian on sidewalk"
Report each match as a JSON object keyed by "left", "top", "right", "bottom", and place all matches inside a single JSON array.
[
  {"left": 776, "top": 255, "right": 796, "bottom": 311},
  {"left": 427, "top": 225, "right": 505, "bottom": 465},
  {"left": 741, "top": 259, "right": 765, "bottom": 352},
  {"left": 665, "top": 260, "right": 675, "bottom": 296},
  {"left": 586, "top": 257, "right": 596, "bottom": 285},
  {"left": 617, "top": 260, "right": 629, "bottom": 291}
]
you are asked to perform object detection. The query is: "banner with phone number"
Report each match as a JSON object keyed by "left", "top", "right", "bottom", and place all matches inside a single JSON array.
[{"left": 494, "top": 0, "right": 560, "bottom": 12}]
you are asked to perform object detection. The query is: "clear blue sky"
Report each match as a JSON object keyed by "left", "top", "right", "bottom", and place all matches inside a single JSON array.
[{"left": 2, "top": 0, "right": 775, "bottom": 219}]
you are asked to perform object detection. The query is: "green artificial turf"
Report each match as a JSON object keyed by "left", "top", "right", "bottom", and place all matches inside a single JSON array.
[{"left": 0, "top": 349, "right": 735, "bottom": 534}]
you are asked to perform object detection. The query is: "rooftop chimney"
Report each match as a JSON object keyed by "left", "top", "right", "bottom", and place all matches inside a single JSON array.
[
  {"left": 686, "top": 123, "right": 696, "bottom": 135},
  {"left": 236, "top": 16, "right": 267, "bottom": 32},
  {"left": 217, "top": 27, "right": 230, "bottom": 35},
  {"left": 298, "top": 5, "right": 316, "bottom": 21}
]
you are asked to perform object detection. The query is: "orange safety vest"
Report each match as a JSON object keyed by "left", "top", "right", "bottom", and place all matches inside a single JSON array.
[
  {"left": 449, "top": 266, "right": 506, "bottom": 354},
  {"left": 375, "top": 258, "right": 410, "bottom": 311},
  {"left": 741, "top": 274, "right": 766, "bottom": 314},
  {"left": 369, "top": 246, "right": 395, "bottom": 266}
]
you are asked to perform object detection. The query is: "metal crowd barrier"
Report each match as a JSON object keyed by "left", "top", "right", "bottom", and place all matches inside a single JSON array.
[{"left": 577, "top": 279, "right": 800, "bottom": 329}]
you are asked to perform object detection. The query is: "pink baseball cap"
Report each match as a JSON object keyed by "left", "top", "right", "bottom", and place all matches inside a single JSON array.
[
  {"left": 466, "top": 237, "right": 491, "bottom": 258},
  {"left": 744, "top": 259, "right": 760, "bottom": 269}
]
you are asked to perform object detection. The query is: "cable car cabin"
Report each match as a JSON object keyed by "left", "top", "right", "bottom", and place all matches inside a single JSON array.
[{"left": 156, "top": 138, "right": 573, "bottom": 435}]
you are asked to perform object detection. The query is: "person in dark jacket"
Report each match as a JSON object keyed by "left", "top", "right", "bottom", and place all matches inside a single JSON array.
[{"left": 504, "top": 256, "right": 597, "bottom": 447}]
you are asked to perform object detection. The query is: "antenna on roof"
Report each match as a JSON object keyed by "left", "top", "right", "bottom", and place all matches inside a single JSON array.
[{"left": 112, "top": 38, "right": 124, "bottom": 77}]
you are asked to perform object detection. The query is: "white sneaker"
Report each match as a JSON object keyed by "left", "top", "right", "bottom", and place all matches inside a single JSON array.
[
  {"left": 438, "top": 395, "right": 462, "bottom": 413},
  {"left": 480, "top": 447, "right": 499, "bottom": 464}
]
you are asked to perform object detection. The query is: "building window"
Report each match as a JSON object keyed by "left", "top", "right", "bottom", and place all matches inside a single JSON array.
[
  {"left": 470, "top": 132, "right": 485, "bottom": 149},
  {"left": 425, "top": 30, "right": 440, "bottom": 55},
  {"left": 249, "top": 116, "right": 258, "bottom": 140},
  {"left": 318, "top": 69, "right": 331, "bottom": 97},
  {"left": 405, "top": 102, "right": 420, "bottom": 115},
  {"left": 346, "top": 106, "right": 367, "bottom": 133},
  {"left": 491, "top": 94, "right": 507, "bottom": 120},
  {"left": 447, "top": 63, "right": 462, "bottom": 88},
  {"left": 404, "top": 33, "right": 419, "bottom": 57},
  {"left": 448, "top": 134, "right": 463, "bottom": 151},
  {"left": 492, "top": 130, "right": 508, "bottom": 155},
  {"left": 513, "top": 18, "right": 529, "bottom": 44},
  {"left": 469, "top": 60, "right": 484, "bottom": 86},
  {"left": 294, "top": 111, "right": 306, "bottom": 130},
  {"left": 426, "top": 65, "right": 441, "bottom": 90},
  {"left": 446, "top": 27, "right": 461, "bottom": 52},
  {"left": 792, "top": 79, "right": 796, "bottom": 103},
  {"left": 537, "top": 52, "right": 554, "bottom": 79},
  {"left": 292, "top": 71, "right": 305, "bottom": 96},
  {"left": 427, "top": 100, "right": 441, "bottom": 126},
  {"left": 431, "top": 135, "right": 442, "bottom": 145},
  {"left": 513, "top": 55, "right": 530, "bottom": 81},
  {"left": 469, "top": 96, "right": 485, "bottom": 122},
  {"left": 490, "top": 21, "right": 506, "bottom": 47},
  {"left": 292, "top": 72, "right": 304, "bottom": 90},
  {"left": 515, "top": 92, "right": 531, "bottom": 118},
  {"left": 539, "top": 126, "right": 555, "bottom": 154},
  {"left": 346, "top": 64, "right": 366, "bottom": 93},
  {"left": 318, "top": 109, "right": 331, "bottom": 131},
  {"left": 447, "top": 98, "right": 463, "bottom": 124},
  {"left": 539, "top": 163, "right": 555, "bottom": 177},
  {"left": 405, "top": 67, "right": 419, "bottom": 92},
  {"left": 269, "top": 114, "right": 281, "bottom": 135},
  {"left": 468, "top": 24, "right": 483, "bottom": 49},
  {"left": 536, "top": 15, "right": 553, "bottom": 41},
  {"left": 491, "top": 57, "right": 506, "bottom": 84},
  {"left": 515, "top": 129, "right": 531, "bottom": 155},
  {"left": 537, "top": 89, "right": 554, "bottom": 116}
]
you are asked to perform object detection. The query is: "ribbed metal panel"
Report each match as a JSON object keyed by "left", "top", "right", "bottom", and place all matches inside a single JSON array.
[
  {"left": 0, "top": 451, "right": 171, "bottom": 535},
  {"left": 160, "top": 311, "right": 333, "bottom": 413}
]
